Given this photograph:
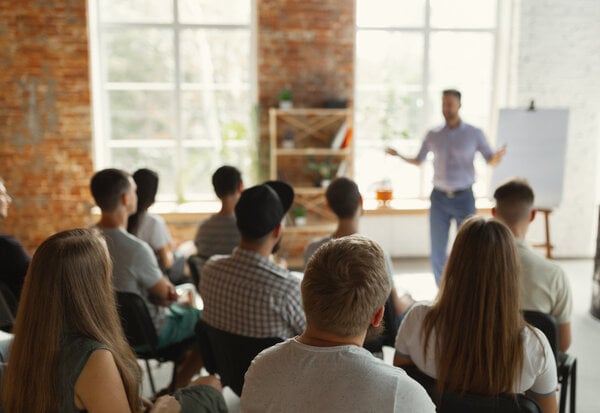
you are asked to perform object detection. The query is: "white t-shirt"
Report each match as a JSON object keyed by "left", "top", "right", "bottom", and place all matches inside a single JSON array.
[
  {"left": 395, "top": 303, "right": 557, "bottom": 396},
  {"left": 136, "top": 213, "right": 171, "bottom": 251},
  {"left": 241, "top": 338, "right": 435, "bottom": 413}
]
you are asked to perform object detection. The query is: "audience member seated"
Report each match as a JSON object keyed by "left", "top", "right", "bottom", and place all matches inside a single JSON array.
[
  {"left": 91, "top": 168, "right": 202, "bottom": 390},
  {"left": 241, "top": 235, "right": 435, "bottom": 412},
  {"left": 394, "top": 216, "right": 558, "bottom": 413},
  {"left": 0, "top": 177, "right": 30, "bottom": 302},
  {"left": 303, "top": 177, "right": 415, "bottom": 322},
  {"left": 193, "top": 165, "right": 242, "bottom": 269},
  {"left": 493, "top": 178, "right": 573, "bottom": 352},
  {"left": 199, "top": 180, "right": 305, "bottom": 339},
  {"left": 127, "top": 168, "right": 188, "bottom": 285},
  {"left": 1, "top": 228, "right": 226, "bottom": 412}
]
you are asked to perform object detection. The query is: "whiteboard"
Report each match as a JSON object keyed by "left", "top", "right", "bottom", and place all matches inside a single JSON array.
[{"left": 490, "top": 109, "right": 569, "bottom": 209}]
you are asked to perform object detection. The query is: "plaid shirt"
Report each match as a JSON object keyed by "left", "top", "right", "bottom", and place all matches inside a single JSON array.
[{"left": 199, "top": 247, "right": 306, "bottom": 338}]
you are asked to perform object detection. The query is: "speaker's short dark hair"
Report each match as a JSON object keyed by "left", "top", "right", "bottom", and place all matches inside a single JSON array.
[
  {"left": 443, "top": 89, "right": 462, "bottom": 102},
  {"left": 212, "top": 165, "right": 242, "bottom": 198}
]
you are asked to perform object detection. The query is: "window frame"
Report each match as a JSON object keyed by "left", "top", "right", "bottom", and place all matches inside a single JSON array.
[
  {"left": 354, "top": 0, "right": 507, "bottom": 200},
  {"left": 88, "top": 0, "right": 257, "bottom": 202}
]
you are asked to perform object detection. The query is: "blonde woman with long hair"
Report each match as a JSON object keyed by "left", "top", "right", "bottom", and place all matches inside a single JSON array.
[
  {"left": 394, "top": 216, "right": 558, "bottom": 413},
  {"left": 2, "top": 228, "right": 225, "bottom": 413}
]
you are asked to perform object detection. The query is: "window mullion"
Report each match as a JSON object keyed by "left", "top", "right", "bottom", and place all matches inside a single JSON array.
[
  {"left": 420, "top": 0, "right": 432, "bottom": 198},
  {"left": 173, "top": 0, "right": 183, "bottom": 201}
]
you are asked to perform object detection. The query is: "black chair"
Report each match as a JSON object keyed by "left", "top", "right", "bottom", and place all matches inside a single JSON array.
[
  {"left": 0, "top": 282, "right": 18, "bottom": 332},
  {"left": 403, "top": 365, "right": 542, "bottom": 413},
  {"left": 115, "top": 291, "right": 195, "bottom": 395},
  {"left": 524, "top": 310, "right": 577, "bottom": 413},
  {"left": 195, "top": 318, "right": 282, "bottom": 397},
  {"left": 363, "top": 294, "right": 398, "bottom": 357},
  {"left": 187, "top": 254, "right": 208, "bottom": 292}
]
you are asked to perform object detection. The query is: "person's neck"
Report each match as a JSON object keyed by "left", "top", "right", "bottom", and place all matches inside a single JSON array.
[
  {"left": 446, "top": 116, "right": 461, "bottom": 129},
  {"left": 216, "top": 196, "right": 237, "bottom": 217},
  {"left": 298, "top": 325, "right": 365, "bottom": 348},
  {"left": 97, "top": 210, "right": 128, "bottom": 229},
  {"left": 510, "top": 223, "right": 528, "bottom": 240},
  {"left": 332, "top": 217, "right": 359, "bottom": 239},
  {"left": 239, "top": 239, "right": 274, "bottom": 259}
]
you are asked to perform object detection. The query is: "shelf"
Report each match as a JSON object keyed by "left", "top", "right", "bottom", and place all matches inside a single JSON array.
[
  {"left": 275, "top": 148, "right": 352, "bottom": 156},
  {"left": 269, "top": 107, "right": 353, "bottom": 264}
]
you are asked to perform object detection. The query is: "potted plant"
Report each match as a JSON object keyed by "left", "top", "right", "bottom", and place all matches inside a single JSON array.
[
  {"left": 291, "top": 205, "right": 307, "bottom": 226},
  {"left": 306, "top": 156, "right": 338, "bottom": 187},
  {"left": 278, "top": 88, "right": 293, "bottom": 109}
]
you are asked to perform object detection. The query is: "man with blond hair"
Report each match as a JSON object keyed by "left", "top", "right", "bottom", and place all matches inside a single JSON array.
[
  {"left": 492, "top": 177, "right": 573, "bottom": 352},
  {"left": 241, "top": 235, "right": 434, "bottom": 412}
]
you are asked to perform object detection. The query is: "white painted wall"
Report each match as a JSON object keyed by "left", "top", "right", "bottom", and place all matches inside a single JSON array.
[
  {"left": 362, "top": 0, "right": 600, "bottom": 258},
  {"left": 515, "top": 0, "right": 600, "bottom": 257}
]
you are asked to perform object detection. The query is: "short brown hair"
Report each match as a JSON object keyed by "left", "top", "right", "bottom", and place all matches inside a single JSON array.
[
  {"left": 90, "top": 168, "right": 132, "bottom": 212},
  {"left": 302, "top": 235, "right": 391, "bottom": 337},
  {"left": 325, "top": 177, "right": 361, "bottom": 219},
  {"left": 493, "top": 178, "right": 534, "bottom": 226}
]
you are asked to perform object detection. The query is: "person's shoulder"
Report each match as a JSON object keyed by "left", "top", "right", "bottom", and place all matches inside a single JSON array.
[
  {"left": 461, "top": 122, "right": 485, "bottom": 136},
  {"left": 145, "top": 212, "right": 166, "bottom": 226},
  {"left": 0, "top": 234, "right": 26, "bottom": 250},
  {"left": 246, "top": 339, "right": 291, "bottom": 372},
  {"left": 368, "top": 359, "right": 435, "bottom": 411},
  {"left": 405, "top": 301, "right": 431, "bottom": 319},
  {"left": 105, "top": 227, "right": 154, "bottom": 255},
  {"left": 518, "top": 243, "right": 565, "bottom": 278},
  {"left": 202, "top": 253, "right": 232, "bottom": 272}
]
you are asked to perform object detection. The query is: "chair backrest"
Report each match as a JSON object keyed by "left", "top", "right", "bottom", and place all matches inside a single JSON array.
[
  {"left": 403, "top": 365, "right": 542, "bottom": 413},
  {"left": 523, "top": 310, "right": 559, "bottom": 362},
  {"left": 440, "top": 391, "right": 542, "bottom": 413},
  {"left": 195, "top": 318, "right": 282, "bottom": 397},
  {"left": 187, "top": 254, "right": 207, "bottom": 291},
  {"left": 0, "top": 282, "right": 18, "bottom": 318},
  {"left": 0, "top": 283, "right": 17, "bottom": 332},
  {"left": 115, "top": 291, "right": 159, "bottom": 352}
]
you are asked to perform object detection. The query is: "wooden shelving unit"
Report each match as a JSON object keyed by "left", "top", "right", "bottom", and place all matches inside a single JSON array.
[{"left": 269, "top": 108, "right": 353, "bottom": 268}]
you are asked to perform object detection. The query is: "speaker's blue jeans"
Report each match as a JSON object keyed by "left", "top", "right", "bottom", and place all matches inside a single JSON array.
[{"left": 429, "top": 188, "right": 475, "bottom": 284}]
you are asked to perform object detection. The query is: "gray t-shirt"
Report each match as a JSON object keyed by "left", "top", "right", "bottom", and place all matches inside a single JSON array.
[
  {"left": 97, "top": 226, "right": 167, "bottom": 332},
  {"left": 194, "top": 215, "right": 240, "bottom": 258},
  {"left": 241, "top": 338, "right": 435, "bottom": 413}
]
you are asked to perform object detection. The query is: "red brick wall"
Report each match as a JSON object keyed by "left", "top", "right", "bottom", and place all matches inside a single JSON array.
[
  {"left": 0, "top": 1, "right": 354, "bottom": 254},
  {"left": 257, "top": 0, "right": 355, "bottom": 176},
  {"left": 0, "top": 1, "right": 94, "bottom": 253}
]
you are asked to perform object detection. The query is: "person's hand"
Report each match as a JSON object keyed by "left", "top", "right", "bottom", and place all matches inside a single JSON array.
[
  {"left": 385, "top": 146, "right": 399, "bottom": 156},
  {"left": 488, "top": 144, "right": 507, "bottom": 166},
  {"left": 150, "top": 395, "right": 181, "bottom": 413}
]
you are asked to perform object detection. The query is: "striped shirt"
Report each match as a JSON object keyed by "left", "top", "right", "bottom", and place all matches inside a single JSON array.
[
  {"left": 416, "top": 121, "right": 494, "bottom": 191},
  {"left": 194, "top": 215, "right": 240, "bottom": 258},
  {"left": 199, "top": 247, "right": 306, "bottom": 338}
]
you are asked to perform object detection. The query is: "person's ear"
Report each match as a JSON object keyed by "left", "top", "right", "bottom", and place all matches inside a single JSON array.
[
  {"left": 491, "top": 206, "right": 497, "bottom": 217},
  {"left": 121, "top": 191, "right": 129, "bottom": 207},
  {"left": 529, "top": 209, "right": 536, "bottom": 223},
  {"left": 273, "top": 222, "right": 282, "bottom": 238},
  {"left": 359, "top": 195, "right": 364, "bottom": 216},
  {"left": 371, "top": 305, "right": 385, "bottom": 327}
]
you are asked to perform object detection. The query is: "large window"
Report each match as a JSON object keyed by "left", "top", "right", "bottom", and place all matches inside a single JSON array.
[
  {"left": 89, "top": 0, "right": 255, "bottom": 202},
  {"left": 355, "top": 0, "right": 500, "bottom": 199}
]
